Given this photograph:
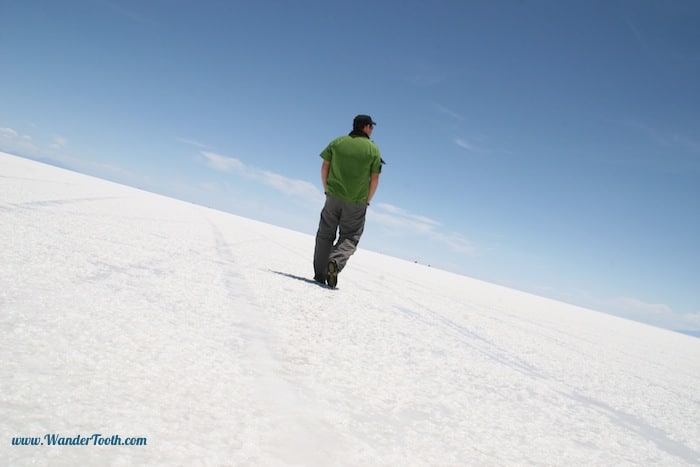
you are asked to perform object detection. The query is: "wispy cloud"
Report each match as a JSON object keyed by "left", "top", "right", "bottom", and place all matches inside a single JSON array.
[
  {"left": 201, "top": 151, "right": 245, "bottom": 172},
  {"left": 608, "top": 296, "right": 673, "bottom": 318},
  {"left": 604, "top": 296, "right": 700, "bottom": 331},
  {"left": 454, "top": 138, "right": 475, "bottom": 151},
  {"left": 635, "top": 123, "right": 700, "bottom": 154},
  {"left": 371, "top": 203, "right": 475, "bottom": 255},
  {"left": 407, "top": 61, "right": 447, "bottom": 86},
  {"left": 540, "top": 285, "right": 700, "bottom": 331},
  {"left": 609, "top": 118, "right": 700, "bottom": 171},
  {"left": 623, "top": 15, "right": 699, "bottom": 64},
  {"left": 433, "top": 103, "right": 465, "bottom": 122},
  {"left": 624, "top": 17, "right": 650, "bottom": 56},
  {"left": 177, "top": 137, "right": 211, "bottom": 149},
  {"left": 1, "top": 128, "right": 68, "bottom": 157},
  {"left": 374, "top": 203, "right": 441, "bottom": 227},
  {"left": 201, "top": 151, "right": 323, "bottom": 201},
  {"left": 96, "top": 0, "right": 160, "bottom": 28},
  {"left": 431, "top": 104, "right": 482, "bottom": 153},
  {"left": 0, "top": 127, "right": 147, "bottom": 188},
  {"left": 200, "top": 152, "right": 475, "bottom": 254},
  {"left": 0, "top": 127, "right": 39, "bottom": 155},
  {"left": 49, "top": 135, "right": 69, "bottom": 150},
  {"left": 666, "top": 132, "right": 700, "bottom": 153}
]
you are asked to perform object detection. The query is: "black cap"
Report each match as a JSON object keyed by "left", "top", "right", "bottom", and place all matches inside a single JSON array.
[{"left": 353, "top": 114, "right": 377, "bottom": 129}]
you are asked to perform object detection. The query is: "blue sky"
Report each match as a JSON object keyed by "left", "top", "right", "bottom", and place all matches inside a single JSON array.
[{"left": 1, "top": 0, "right": 698, "bottom": 331}]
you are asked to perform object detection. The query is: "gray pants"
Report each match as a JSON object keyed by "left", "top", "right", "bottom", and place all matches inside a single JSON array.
[{"left": 314, "top": 195, "right": 367, "bottom": 279}]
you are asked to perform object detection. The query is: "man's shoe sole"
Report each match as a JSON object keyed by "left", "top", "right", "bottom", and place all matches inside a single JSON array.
[{"left": 327, "top": 261, "right": 338, "bottom": 288}]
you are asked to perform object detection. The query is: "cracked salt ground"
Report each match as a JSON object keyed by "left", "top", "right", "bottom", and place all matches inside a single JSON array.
[{"left": 1, "top": 151, "right": 699, "bottom": 466}]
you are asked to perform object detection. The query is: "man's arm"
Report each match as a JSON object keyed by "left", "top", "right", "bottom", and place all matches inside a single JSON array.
[
  {"left": 321, "top": 160, "right": 331, "bottom": 193},
  {"left": 367, "top": 173, "right": 380, "bottom": 205}
]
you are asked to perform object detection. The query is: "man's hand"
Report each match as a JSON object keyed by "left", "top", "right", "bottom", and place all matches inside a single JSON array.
[
  {"left": 321, "top": 160, "right": 331, "bottom": 193},
  {"left": 367, "top": 173, "right": 380, "bottom": 206}
]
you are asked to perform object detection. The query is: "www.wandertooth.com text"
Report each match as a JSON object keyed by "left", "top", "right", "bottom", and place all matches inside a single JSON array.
[{"left": 11, "top": 433, "right": 147, "bottom": 446}]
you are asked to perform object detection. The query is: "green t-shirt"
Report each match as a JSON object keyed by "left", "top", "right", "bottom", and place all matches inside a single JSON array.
[{"left": 320, "top": 135, "right": 382, "bottom": 204}]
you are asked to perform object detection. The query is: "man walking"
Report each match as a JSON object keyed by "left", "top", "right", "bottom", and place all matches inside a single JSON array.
[{"left": 313, "top": 114, "right": 383, "bottom": 288}]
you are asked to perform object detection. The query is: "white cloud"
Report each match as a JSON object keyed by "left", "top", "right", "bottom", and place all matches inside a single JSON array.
[
  {"left": 455, "top": 138, "right": 475, "bottom": 151},
  {"left": 371, "top": 203, "right": 475, "bottom": 255},
  {"left": 433, "top": 103, "right": 465, "bottom": 122},
  {"left": 668, "top": 133, "right": 700, "bottom": 153},
  {"left": 624, "top": 17, "right": 649, "bottom": 55},
  {"left": 177, "top": 137, "right": 210, "bottom": 149},
  {"left": 604, "top": 297, "right": 700, "bottom": 329},
  {"left": 609, "top": 296, "right": 672, "bottom": 316},
  {"left": 615, "top": 119, "right": 700, "bottom": 158},
  {"left": 49, "top": 135, "right": 69, "bottom": 150},
  {"left": 0, "top": 128, "right": 68, "bottom": 158},
  {"left": 407, "top": 61, "right": 447, "bottom": 86},
  {"left": 546, "top": 287, "right": 700, "bottom": 332},
  {"left": 524, "top": 282, "right": 700, "bottom": 333},
  {"left": 374, "top": 203, "right": 441, "bottom": 227},
  {"left": 200, "top": 151, "right": 322, "bottom": 201},
  {"left": 202, "top": 151, "right": 246, "bottom": 173},
  {"left": 260, "top": 170, "right": 321, "bottom": 199},
  {"left": 0, "top": 128, "right": 19, "bottom": 138},
  {"left": 0, "top": 127, "right": 39, "bottom": 155},
  {"left": 602, "top": 296, "right": 700, "bottom": 330},
  {"left": 200, "top": 154, "right": 475, "bottom": 254}
]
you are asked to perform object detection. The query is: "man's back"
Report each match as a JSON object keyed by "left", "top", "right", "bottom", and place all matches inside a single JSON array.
[{"left": 321, "top": 135, "right": 382, "bottom": 204}]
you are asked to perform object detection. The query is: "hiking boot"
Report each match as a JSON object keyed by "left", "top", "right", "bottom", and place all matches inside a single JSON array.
[
  {"left": 327, "top": 260, "right": 338, "bottom": 288},
  {"left": 313, "top": 275, "right": 326, "bottom": 285}
]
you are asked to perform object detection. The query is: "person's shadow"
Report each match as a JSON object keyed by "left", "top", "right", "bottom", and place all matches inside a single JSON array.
[{"left": 270, "top": 270, "right": 336, "bottom": 289}]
